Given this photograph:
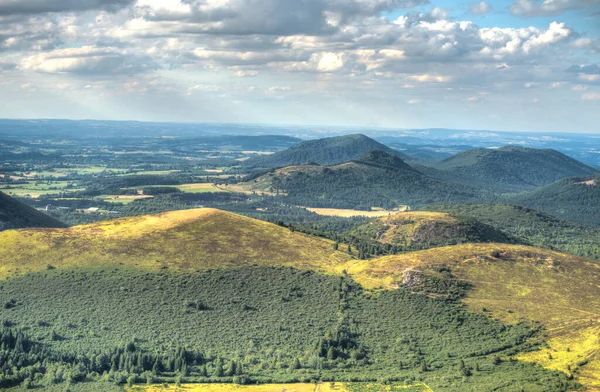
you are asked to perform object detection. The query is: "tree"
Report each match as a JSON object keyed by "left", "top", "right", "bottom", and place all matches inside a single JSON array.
[{"left": 213, "top": 359, "right": 224, "bottom": 377}]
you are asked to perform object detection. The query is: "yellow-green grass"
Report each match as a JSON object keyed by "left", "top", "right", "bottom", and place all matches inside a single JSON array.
[
  {"left": 128, "top": 383, "right": 431, "bottom": 392},
  {"left": 0, "top": 209, "right": 350, "bottom": 280},
  {"left": 306, "top": 208, "right": 406, "bottom": 218},
  {"left": 177, "top": 183, "right": 228, "bottom": 193},
  {"left": 342, "top": 243, "right": 600, "bottom": 388},
  {"left": 354, "top": 211, "right": 455, "bottom": 244},
  {"left": 99, "top": 195, "right": 154, "bottom": 204}
]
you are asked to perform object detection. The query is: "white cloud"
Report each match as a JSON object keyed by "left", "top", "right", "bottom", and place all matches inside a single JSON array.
[
  {"left": 582, "top": 92, "right": 600, "bottom": 100},
  {"left": 510, "top": 0, "right": 600, "bottom": 17},
  {"left": 471, "top": 1, "right": 492, "bottom": 16},
  {"left": 18, "top": 46, "right": 155, "bottom": 75},
  {"left": 316, "top": 52, "right": 344, "bottom": 72}
]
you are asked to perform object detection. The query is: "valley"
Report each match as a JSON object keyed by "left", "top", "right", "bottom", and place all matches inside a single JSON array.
[{"left": 2, "top": 124, "right": 600, "bottom": 391}]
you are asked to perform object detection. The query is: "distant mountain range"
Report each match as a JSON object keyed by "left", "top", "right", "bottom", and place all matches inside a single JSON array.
[
  {"left": 244, "top": 134, "right": 412, "bottom": 168},
  {"left": 429, "top": 146, "right": 597, "bottom": 192},
  {"left": 239, "top": 150, "right": 482, "bottom": 209}
]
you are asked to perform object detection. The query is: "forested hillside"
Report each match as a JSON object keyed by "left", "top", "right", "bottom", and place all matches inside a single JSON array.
[
  {"left": 244, "top": 134, "right": 411, "bottom": 168},
  {"left": 0, "top": 191, "right": 66, "bottom": 231},
  {"left": 427, "top": 204, "right": 600, "bottom": 260},
  {"left": 240, "top": 151, "right": 484, "bottom": 209},
  {"left": 432, "top": 146, "right": 597, "bottom": 192},
  {"left": 510, "top": 175, "right": 600, "bottom": 227}
]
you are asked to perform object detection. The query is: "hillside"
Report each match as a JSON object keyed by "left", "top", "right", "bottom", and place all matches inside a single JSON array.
[
  {"left": 510, "top": 175, "right": 600, "bottom": 227},
  {"left": 234, "top": 151, "right": 483, "bottom": 209},
  {"left": 345, "top": 243, "right": 600, "bottom": 388},
  {"left": 0, "top": 191, "right": 66, "bottom": 231},
  {"left": 427, "top": 204, "right": 600, "bottom": 260},
  {"left": 244, "top": 134, "right": 411, "bottom": 168},
  {"left": 432, "top": 146, "right": 597, "bottom": 192},
  {"left": 344, "top": 211, "right": 516, "bottom": 252},
  {"left": 0, "top": 210, "right": 574, "bottom": 391},
  {"left": 0, "top": 208, "right": 350, "bottom": 278}
]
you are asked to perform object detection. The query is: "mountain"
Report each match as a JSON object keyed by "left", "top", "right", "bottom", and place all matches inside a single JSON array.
[
  {"left": 510, "top": 174, "right": 600, "bottom": 227},
  {"left": 346, "top": 243, "right": 600, "bottom": 388},
  {"left": 0, "top": 191, "right": 66, "bottom": 231},
  {"left": 234, "top": 150, "right": 483, "bottom": 209},
  {"left": 0, "top": 209, "right": 577, "bottom": 391},
  {"left": 244, "top": 134, "right": 411, "bottom": 168},
  {"left": 432, "top": 146, "right": 597, "bottom": 192},
  {"left": 344, "top": 211, "right": 516, "bottom": 251},
  {"left": 426, "top": 204, "right": 600, "bottom": 260}
]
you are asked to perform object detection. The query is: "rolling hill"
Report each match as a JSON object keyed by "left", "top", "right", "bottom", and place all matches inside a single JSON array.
[
  {"left": 0, "top": 209, "right": 578, "bottom": 391},
  {"left": 0, "top": 191, "right": 66, "bottom": 231},
  {"left": 233, "top": 150, "right": 483, "bottom": 209},
  {"left": 243, "top": 134, "right": 411, "bottom": 168},
  {"left": 510, "top": 175, "right": 600, "bottom": 227},
  {"left": 344, "top": 211, "right": 516, "bottom": 251},
  {"left": 431, "top": 146, "right": 597, "bottom": 192},
  {"left": 426, "top": 204, "right": 600, "bottom": 260},
  {"left": 0, "top": 208, "right": 349, "bottom": 278},
  {"left": 344, "top": 243, "right": 600, "bottom": 388}
]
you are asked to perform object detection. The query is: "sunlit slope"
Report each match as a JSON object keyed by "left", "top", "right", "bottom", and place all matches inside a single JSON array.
[
  {"left": 0, "top": 208, "right": 350, "bottom": 278},
  {"left": 345, "top": 211, "right": 514, "bottom": 249},
  {"left": 344, "top": 243, "right": 600, "bottom": 387}
]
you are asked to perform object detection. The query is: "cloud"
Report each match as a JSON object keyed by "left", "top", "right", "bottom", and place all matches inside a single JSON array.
[
  {"left": 317, "top": 52, "right": 344, "bottom": 72},
  {"left": 471, "top": 1, "right": 492, "bottom": 16},
  {"left": 0, "top": 0, "right": 135, "bottom": 15},
  {"left": 19, "top": 46, "right": 156, "bottom": 75},
  {"left": 567, "top": 64, "right": 600, "bottom": 74},
  {"left": 582, "top": 92, "right": 600, "bottom": 100},
  {"left": 510, "top": 0, "right": 600, "bottom": 17},
  {"left": 134, "top": 0, "right": 428, "bottom": 36}
]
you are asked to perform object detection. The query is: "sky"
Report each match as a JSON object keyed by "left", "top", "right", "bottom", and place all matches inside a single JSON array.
[{"left": 0, "top": 0, "right": 599, "bottom": 132}]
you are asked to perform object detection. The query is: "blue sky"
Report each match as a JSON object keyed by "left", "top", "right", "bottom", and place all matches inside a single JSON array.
[{"left": 0, "top": 0, "right": 599, "bottom": 132}]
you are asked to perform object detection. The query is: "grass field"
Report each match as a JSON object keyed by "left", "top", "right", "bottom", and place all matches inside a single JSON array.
[
  {"left": 306, "top": 208, "right": 406, "bottom": 217},
  {"left": 1, "top": 181, "right": 83, "bottom": 197},
  {"left": 128, "top": 383, "right": 431, "bottom": 392},
  {"left": 100, "top": 195, "right": 154, "bottom": 204},
  {"left": 177, "top": 183, "right": 228, "bottom": 193}
]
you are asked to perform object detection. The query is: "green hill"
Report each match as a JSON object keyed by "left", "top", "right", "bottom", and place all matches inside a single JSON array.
[
  {"left": 432, "top": 146, "right": 597, "bottom": 192},
  {"left": 510, "top": 175, "right": 600, "bottom": 227},
  {"left": 426, "top": 204, "right": 600, "bottom": 260},
  {"left": 0, "top": 208, "right": 349, "bottom": 278},
  {"left": 0, "top": 191, "right": 66, "bottom": 231},
  {"left": 0, "top": 210, "right": 576, "bottom": 391},
  {"left": 344, "top": 211, "right": 516, "bottom": 252},
  {"left": 346, "top": 243, "right": 600, "bottom": 388},
  {"left": 237, "top": 151, "right": 483, "bottom": 209},
  {"left": 244, "top": 134, "right": 411, "bottom": 169}
]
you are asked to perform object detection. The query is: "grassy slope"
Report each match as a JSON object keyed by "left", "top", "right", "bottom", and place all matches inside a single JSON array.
[
  {"left": 0, "top": 209, "right": 350, "bottom": 279},
  {"left": 344, "top": 211, "right": 514, "bottom": 249},
  {"left": 344, "top": 243, "right": 600, "bottom": 387},
  {"left": 0, "top": 209, "right": 594, "bottom": 388},
  {"left": 0, "top": 191, "right": 66, "bottom": 231},
  {"left": 426, "top": 204, "right": 600, "bottom": 261}
]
